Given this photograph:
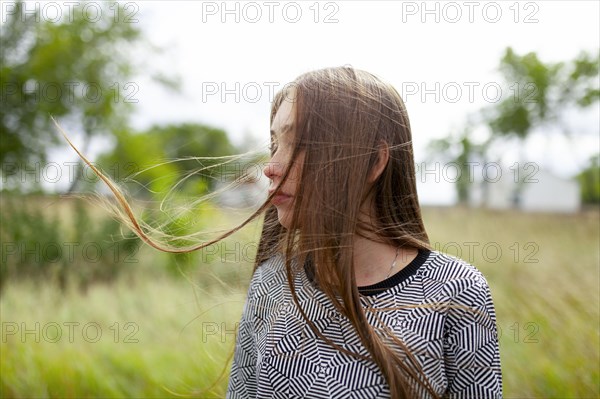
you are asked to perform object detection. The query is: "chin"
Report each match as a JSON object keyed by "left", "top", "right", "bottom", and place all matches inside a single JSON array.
[
  {"left": 276, "top": 208, "right": 292, "bottom": 229},
  {"left": 277, "top": 218, "right": 291, "bottom": 230}
]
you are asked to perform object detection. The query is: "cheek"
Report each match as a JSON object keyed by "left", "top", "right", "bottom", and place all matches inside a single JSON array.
[
  {"left": 287, "top": 164, "right": 300, "bottom": 187},
  {"left": 287, "top": 152, "right": 305, "bottom": 185}
]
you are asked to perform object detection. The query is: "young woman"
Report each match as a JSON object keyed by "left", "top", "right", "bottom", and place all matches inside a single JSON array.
[
  {"left": 57, "top": 66, "right": 502, "bottom": 398},
  {"left": 225, "top": 67, "right": 502, "bottom": 398}
]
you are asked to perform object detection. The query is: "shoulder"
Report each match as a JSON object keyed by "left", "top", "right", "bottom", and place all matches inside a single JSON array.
[
  {"left": 246, "top": 254, "right": 288, "bottom": 298},
  {"left": 245, "top": 253, "right": 316, "bottom": 307},
  {"left": 415, "top": 251, "right": 498, "bottom": 325},
  {"left": 423, "top": 254, "right": 503, "bottom": 397},
  {"left": 251, "top": 253, "right": 287, "bottom": 283},
  {"left": 418, "top": 251, "right": 498, "bottom": 331},
  {"left": 419, "top": 250, "right": 493, "bottom": 298}
]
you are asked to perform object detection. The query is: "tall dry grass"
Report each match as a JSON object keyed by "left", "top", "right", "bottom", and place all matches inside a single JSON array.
[{"left": 1, "top": 204, "right": 598, "bottom": 398}]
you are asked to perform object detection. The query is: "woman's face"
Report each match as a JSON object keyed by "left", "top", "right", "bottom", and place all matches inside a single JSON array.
[{"left": 264, "top": 96, "right": 304, "bottom": 229}]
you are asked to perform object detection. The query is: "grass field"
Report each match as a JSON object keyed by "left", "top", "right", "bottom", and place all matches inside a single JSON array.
[{"left": 1, "top": 205, "right": 599, "bottom": 398}]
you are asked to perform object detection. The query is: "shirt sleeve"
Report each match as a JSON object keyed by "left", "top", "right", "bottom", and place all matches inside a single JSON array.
[{"left": 443, "top": 276, "right": 503, "bottom": 398}]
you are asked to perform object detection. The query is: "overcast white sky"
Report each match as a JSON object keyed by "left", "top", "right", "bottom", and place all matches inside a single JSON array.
[
  {"left": 35, "top": 0, "right": 600, "bottom": 203},
  {"left": 133, "top": 2, "right": 598, "bottom": 152}
]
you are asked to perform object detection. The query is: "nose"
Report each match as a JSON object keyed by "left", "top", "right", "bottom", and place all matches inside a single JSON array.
[{"left": 263, "top": 160, "right": 282, "bottom": 180}]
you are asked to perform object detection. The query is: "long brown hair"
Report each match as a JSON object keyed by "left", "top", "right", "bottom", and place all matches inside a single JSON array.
[
  {"left": 258, "top": 67, "right": 437, "bottom": 398},
  {"left": 56, "top": 66, "right": 438, "bottom": 398}
]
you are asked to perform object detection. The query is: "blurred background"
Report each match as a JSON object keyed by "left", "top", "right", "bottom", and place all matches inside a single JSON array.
[{"left": 1, "top": 1, "right": 598, "bottom": 398}]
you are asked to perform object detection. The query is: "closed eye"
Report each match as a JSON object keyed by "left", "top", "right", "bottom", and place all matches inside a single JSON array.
[{"left": 269, "top": 138, "right": 279, "bottom": 153}]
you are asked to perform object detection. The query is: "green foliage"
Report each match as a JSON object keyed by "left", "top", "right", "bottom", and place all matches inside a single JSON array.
[
  {"left": 97, "top": 123, "right": 237, "bottom": 198},
  {"left": 577, "top": 154, "right": 600, "bottom": 204},
  {"left": 488, "top": 48, "right": 561, "bottom": 137},
  {"left": 93, "top": 122, "right": 238, "bottom": 277},
  {"left": 154, "top": 204, "right": 210, "bottom": 278},
  {"left": 0, "top": 195, "right": 140, "bottom": 293},
  {"left": 566, "top": 51, "right": 600, "bottom": 107},
  {"left": 0, "top": 277, "right": 245, "bottom": 398},
  {"left": 0, "top": 1, "right": 176, "bottom": 192},
  {"left": 429, "top": 47, "right": 599, "bottom": 203},
  {"left": 486, "top": 47, "right": 599, "bottom": 139}
]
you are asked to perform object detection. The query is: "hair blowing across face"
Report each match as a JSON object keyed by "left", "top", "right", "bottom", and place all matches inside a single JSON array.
[{"left": 256, "top": 67, "right": 437, "bottom": 398}]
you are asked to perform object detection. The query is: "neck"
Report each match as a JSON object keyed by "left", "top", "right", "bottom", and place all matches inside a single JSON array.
[{"left": 353, "top": 235, "right": 417, "bottom": 286}]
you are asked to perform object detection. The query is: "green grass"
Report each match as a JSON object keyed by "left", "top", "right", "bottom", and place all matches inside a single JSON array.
[
  {"left": 1, "top": 205, "right": 599, "bottom": 398},
  {"left": 423, "top": 206, "right": 600, "bottom": 398},
  {"left": 1, "top": 276, "right": 248, "bottom": 398}
]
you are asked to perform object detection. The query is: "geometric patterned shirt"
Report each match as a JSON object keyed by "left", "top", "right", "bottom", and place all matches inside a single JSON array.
[{"left": 227, "top": 250, "right": 503, "bottom": 398}]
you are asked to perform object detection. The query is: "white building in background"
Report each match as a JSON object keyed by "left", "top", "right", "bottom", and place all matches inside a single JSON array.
[
  {"left": 470, "top": 167, "right": 581, "bottom": 213},
  {"left": 519, "top": 170, "right": 581, "bottom": 213}
]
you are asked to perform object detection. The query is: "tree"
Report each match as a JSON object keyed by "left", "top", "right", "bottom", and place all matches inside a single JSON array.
[
  {"left": 96, "top": 123, "right": 238, "bottom": 198},
  {"left": 428, "top": 47, "right": 599, "bottom": 205},
  {"left": 93, "top": 123, "right": 243, "bottom": 277},
  {"left": 427, "top": 124, "right": 488, "bottom": 205},
  {"left": 577, "top": 154, "right": 600, "bottom": 205},
  {"left": 0, "top": 2, "right": 176, "bottom": 192},
  {"left": 485, "top": 47, "right": 599, "bottom": 140}
]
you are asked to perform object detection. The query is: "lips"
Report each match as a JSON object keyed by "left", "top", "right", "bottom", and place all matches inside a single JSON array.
[{"left": 268, "top": 189, "right": 292, "bottom": 205}]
